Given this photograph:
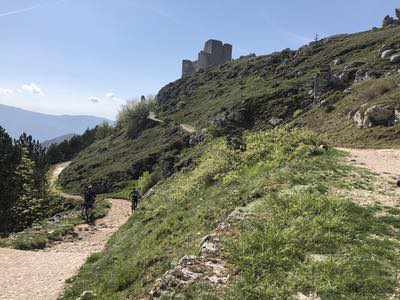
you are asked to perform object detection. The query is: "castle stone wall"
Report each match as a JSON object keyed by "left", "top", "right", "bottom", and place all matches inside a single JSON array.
[{"left": 182, "top": 39, "right": 233, "bottom": 77}]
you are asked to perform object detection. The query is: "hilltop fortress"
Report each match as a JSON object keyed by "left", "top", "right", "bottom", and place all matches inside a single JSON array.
[{"left": 182, "top": 39, "right": 232, "bottom": 78}]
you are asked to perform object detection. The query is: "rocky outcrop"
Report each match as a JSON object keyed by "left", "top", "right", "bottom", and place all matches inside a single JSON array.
[
  {"left": 390, "top": 54, "right": 400, "bottom": 63},
  {"left": 353, "top": 105, "right": 398, "bottom": 128},
  {"left": 149, "top": 225, "right": 230, "bottom": 299},
  {"left": 381, "top": 49, "right": 395, "bottom": 59},
  {"left": 269, "top": 117, "right": 284, "bottom": 127}
]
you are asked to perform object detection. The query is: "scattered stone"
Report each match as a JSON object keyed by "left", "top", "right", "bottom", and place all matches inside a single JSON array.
[
  {"left": 381, "top": 49, "right": 395, "bottom": 59},
  {"left": 269, "top": 117, "right": 283, "bottom": 126},
  {"left": 77, "top": 290, "right": 96, "bottom": 300},
  {"left": 200, "top": 234, "right": 220, "bottom": 257},
  {"left": 353, "top": 110, "right": 364, "bottom": 128},
  {"left": 333, "top": 58, "right": 343, "bottom": 65},
  {"left": 390, "top": 54, "right": 400, "bottom": 63},
  {"left": 309, "top": 254, "right": 329, "bottom": 263},
  {"left": 295, "top": 292, "right": 321, "bottom": 300},
  {"left": 344, "top": 87, "right": 352, "bottom": 94},
  {"left": 188, "top": 131, "right": 205, "bottom": 147}
]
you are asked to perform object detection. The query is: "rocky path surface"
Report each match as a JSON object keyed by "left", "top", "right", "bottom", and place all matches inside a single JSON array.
[
  {"left": 339, "top": 148, "right": 400, "bottom": 207},
  {"left": 0, "top": 164, "right": 131, "bottom": 300}
]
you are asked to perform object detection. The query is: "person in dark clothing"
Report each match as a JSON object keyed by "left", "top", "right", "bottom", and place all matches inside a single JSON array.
[
  {"left": 130, "top": 188, "right": 141, "bottom": 213},
  {"left": 397, "top": 177, "right": 400, "bottom": 188},
  {"left": 83, "top": 185, "right": 96, "bottom": 222}
]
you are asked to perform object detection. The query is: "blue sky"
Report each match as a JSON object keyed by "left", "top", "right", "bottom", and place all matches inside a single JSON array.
[{"left": 0, "top": 0, "right": 398, "bottom": 119}]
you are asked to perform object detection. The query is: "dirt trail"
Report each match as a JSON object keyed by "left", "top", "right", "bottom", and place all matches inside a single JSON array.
[
  {"left": 0, "top": 164, "right": 131, "bottom": 300},
  {"left": 148, "top": 111, "right": 197, "bottom": 134},
  {"left": 339, "top": 148, "right": 400, "bottom": 207}
]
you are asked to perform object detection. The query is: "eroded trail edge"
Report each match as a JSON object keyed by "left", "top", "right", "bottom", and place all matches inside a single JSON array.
[{"left": 0, "top": 164, "right": 131, "bottom": 300}]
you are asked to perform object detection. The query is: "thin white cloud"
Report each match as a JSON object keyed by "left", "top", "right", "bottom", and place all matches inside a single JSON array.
[
  {"left": 0, "top": 0, "right": 67, "bottom": 18},
  {"left": 106, "top": 92, "right": 123, "bottom": 102},
  {"left": 0, "top": 88, "right": 13, "bottom": 96},
  {"left": 89, "top": 96, "right": 101, "bottom": 104},
  {"left": 279, "top": 30, "right": 314, "bottom": 44},
  {"left": 21, "top": 83, "right": 44, "bottom": 96}
]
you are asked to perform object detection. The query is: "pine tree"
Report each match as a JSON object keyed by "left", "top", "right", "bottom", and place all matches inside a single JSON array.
[
  {"left": 0, "top": 127, "right": 19, "bottom": 233},
  {"left": 13, "top": 146, "right": 38, "bottom": 230}
]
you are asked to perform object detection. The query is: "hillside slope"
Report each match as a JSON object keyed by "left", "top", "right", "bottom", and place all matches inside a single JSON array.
[
  {"left": 62, "top": 25, "right": 400, "bottom": 194},
  {"left": 61, "top": 129, "right": 400, "bottom": 299}
]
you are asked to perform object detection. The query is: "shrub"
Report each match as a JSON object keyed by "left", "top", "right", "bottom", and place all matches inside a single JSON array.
[
  {"left": 95, "top": 122, "right": 115, "bottom": 140},
  {"left": 117, "top": 96, "right": 157, "bottom": 139},
  {"left": 137, "top": 171, "right": 160, "bottom": 194},
  {"left": 293, "top": 109, "right": 303, "bottom": 118}
]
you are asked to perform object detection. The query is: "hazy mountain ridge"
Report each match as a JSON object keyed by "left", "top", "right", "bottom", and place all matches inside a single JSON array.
[
  {"left": 41, "top": 134, "right": 77, "bottom": 148},
  {"left": 0, "top": 104, "right": 110, "bottom": 141}
]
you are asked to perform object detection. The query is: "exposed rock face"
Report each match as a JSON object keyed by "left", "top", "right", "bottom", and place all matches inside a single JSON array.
[
  {"left": 381, "top": 49, "right": 395, "bottom": 59},
  {"left": 149, "top": 232, "right": 230, "bottom": 299},
  {"left": 336, "top": 61, "right": 366, "bottom": 84},
  {"left": 353, "top": 105, "right": 397, "bottom": 128},
  {"left": 354, "top": 69, "right": 382, "bottom": 83},
  {"left": 269, "top": 117, "right": 284, "bottom": 126},
  {"left": 390, "top": 54, "right": 400, "bottom": 63}
]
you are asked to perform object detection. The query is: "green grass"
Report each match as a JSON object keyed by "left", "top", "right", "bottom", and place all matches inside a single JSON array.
[
  {"left": 58, "top": 24, "right": 400, "bottom": 299},
  {"left": 0, "top": 197, "right": 111, "bottom": 250},
  {"left": 59, "top": 128, "right": 400, "bottom": 300},
  {"left": 301, "top": 75, "right": 400, "bottom": 148},
  {"left": 225, "top": 192, "right": 399, "bottom": 299},
  {"left": 62, "top": 25, "right": 400, "bottom": 196}
]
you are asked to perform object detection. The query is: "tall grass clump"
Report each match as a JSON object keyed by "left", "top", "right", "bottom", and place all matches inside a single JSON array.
[
  {"left": 117, "top": 96, "right": 157, "bottom": 139},
  {"left": 358, "top": 78, "right": 397, "bottom": 101}
]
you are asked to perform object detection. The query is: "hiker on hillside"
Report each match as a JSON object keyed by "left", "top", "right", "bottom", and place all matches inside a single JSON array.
[
  {"left": 83, "top": 185, "right": 96, "bottom": 222},
  {"left": 397, "top": 176, "right": 400, "bottom": 188},
  {"left": 130, "top": 188, "right": 141, "bottom": 213}
]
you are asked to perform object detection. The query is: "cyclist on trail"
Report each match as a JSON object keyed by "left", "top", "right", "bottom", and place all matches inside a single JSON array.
[
  {"left": 130, "top": 188, "right": 141, "bottom": 213},
  {"left": 83, "top": 185, "right": 96, "bottom": 222}
]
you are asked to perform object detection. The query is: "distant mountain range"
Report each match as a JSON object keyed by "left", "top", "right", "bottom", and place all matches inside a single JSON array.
[
  {"left": 0, "top": 104, "right": 111, "bottom": 141},
  {"left": 41, "top": 133, "right": 77, "bottom": 148}
]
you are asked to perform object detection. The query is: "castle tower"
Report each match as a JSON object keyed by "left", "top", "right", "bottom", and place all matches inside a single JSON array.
[{"left": 182, "top": 39, "right": 233, "bottom": 78}]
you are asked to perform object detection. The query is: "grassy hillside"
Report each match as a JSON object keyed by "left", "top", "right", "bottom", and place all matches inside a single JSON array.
[
  {"left": 61, "top": 25, "right": 400, "bottom": 194},
  {"left": 61, "top": 129, "right": 400, "bottom": 299},
  {"left": 299, "top": 76, "right": 400, "bottom": 148}
]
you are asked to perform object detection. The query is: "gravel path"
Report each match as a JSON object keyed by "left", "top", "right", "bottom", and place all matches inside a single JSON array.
[
  {"left": 0, "top": 164, "right": 131, "bottom": 300},
  {"left": 339, "top": 148, "right": 400, "bottom": 178},
  {"left": 338, "top": 148, "right": 400, "bottom": 207}
]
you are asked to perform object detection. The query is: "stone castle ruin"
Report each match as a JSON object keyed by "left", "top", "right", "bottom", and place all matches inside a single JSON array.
[
  {"left": 182, "top": 39, "right": 232, "bottom": 78},
  {"left": 382, "top": 8, "right": 400, "bottom": 27}
]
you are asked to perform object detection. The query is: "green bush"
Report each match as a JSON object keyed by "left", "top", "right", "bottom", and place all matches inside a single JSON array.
[{"left": 117, "top": 96, "right": 157, "bottom": 139}]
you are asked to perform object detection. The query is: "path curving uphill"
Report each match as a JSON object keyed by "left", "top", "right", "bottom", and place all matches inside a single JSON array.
[{"left": 0, "top": 163, "right": 131, "bottom": 300}]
